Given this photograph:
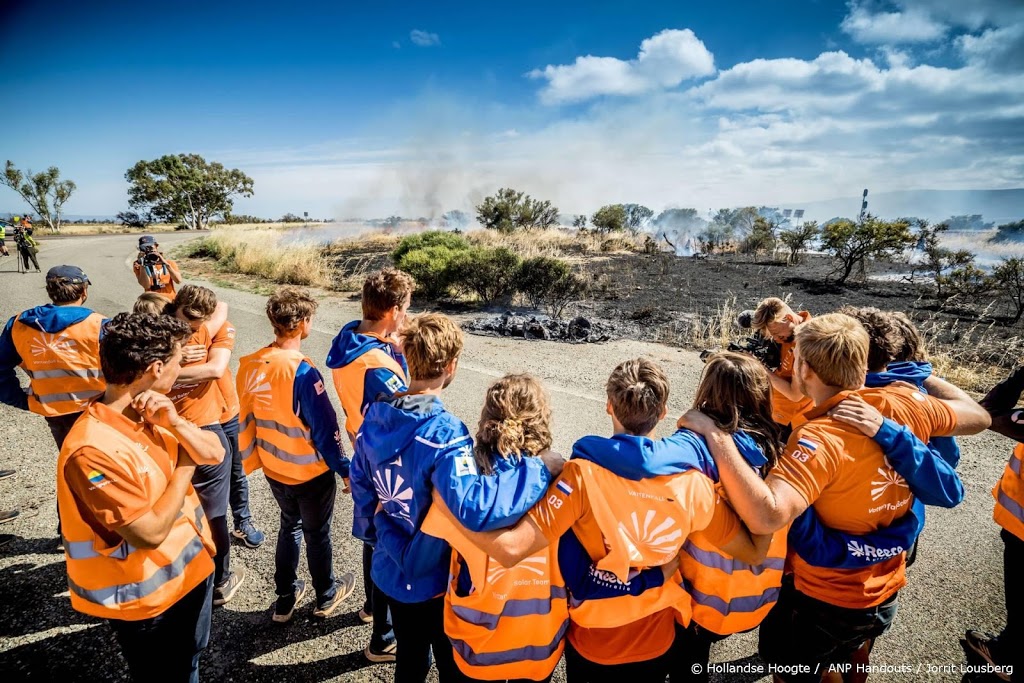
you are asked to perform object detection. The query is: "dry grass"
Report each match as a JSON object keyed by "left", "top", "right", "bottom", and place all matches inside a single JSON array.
[
  {"left": 465, "top": 227, "right": 648, "bottom": 259},
  {"left": 50, "top": 223, "right": 181, "bottom": 236},
  {"left": 179, "top": 228, "right": 332, "bottom": 289},
  {"left": 652, "top": 295, "right": 740, "bottom": 350}
]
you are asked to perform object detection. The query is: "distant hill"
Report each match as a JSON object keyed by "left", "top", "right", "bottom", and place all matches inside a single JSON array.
[{"left": 795, "top": 189, "right": 1024, "bottom": 225}]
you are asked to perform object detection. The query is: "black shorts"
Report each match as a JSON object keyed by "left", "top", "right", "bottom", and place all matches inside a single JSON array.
[{"left": 758, "top": 577, "right": 899, "bottom": 683}]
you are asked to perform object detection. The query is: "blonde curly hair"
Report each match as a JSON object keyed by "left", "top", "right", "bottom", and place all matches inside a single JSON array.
[{"left": 474, "top": 374, "right": 553, "bottom": 474}]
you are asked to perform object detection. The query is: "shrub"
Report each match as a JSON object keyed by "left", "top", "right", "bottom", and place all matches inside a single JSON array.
[
  {"left": 518, "top": 256, "right": 588, "bottom": 315},
  {"left": 394, "top": 245, "right": 464, "bottom": 299},
  {"left": 450, "top": 247, "right": 522, "bottom": 304},
  {"left": 591, "top": 204, "right": 627, "bottom": 234},
  {"left": 600, "top": 237, "right": 636, "bottom": 253},
  {"left": 391, "top": 230, "right": 470, "bottom": 263},
  {"left": 476, "top": 188, "right": 559, "bottom": 233}
]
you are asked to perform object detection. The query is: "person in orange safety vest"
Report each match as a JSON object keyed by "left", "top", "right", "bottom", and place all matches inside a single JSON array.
[{"left": 57, "top": 312, "right": 225, "bottom": 682}]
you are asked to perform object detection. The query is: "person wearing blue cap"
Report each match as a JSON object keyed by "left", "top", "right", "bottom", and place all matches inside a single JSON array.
[
  {"left": 134, "top": 235, "right": 181, "bottom": 299},
  {"left": 0, "top": 265, "right": 109, "bottom": 540}
]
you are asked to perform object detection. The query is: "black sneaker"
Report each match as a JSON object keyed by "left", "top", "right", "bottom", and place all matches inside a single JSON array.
[
  {"left": 313, "top": 572, "right": 356, "bottom": 618},
  {"left": 273, "top": 580, "right": 307, "bottom": 624},
  {"left": 213, "top": 567, "right": 246, "bottom": 606}
]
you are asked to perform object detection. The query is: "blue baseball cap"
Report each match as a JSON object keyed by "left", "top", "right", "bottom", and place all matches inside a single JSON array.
[
  {"left": 138, "top": 235, "right": 157, "bottom": 247},
  {"left": 46, "top": 265, "right": 91, "bottom": 285}
]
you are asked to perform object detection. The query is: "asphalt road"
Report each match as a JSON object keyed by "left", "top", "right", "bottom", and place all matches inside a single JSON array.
[{"left": 0, "top": 232, "right": 1014, "bottom": 682}]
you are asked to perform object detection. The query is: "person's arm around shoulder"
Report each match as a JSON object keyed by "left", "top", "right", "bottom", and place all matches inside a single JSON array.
[
  {"left": 679, "top": 410, "right": 812, "bottom": 535},
  {"left": 921, "top": 376, "right": 991, "bottom": 436},
  {"left": 133, "top": 390, "right": 224, "bottom": 465}
]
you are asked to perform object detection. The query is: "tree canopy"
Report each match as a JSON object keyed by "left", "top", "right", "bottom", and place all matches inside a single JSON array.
[
  {"left": 2, "top": 161, "right": 76, "bottom": 233},
  {"left": 126, "top": 154, "right": 254, "bottom": 230},
  {"left": 591, "top": 204, "right": 628, "bottom": 234},
  {"left": 820, "top": 214, "right": 915, "bottom": 284},
  {"left": 475, "top": 188, "right": 559, "bottom": 233}
]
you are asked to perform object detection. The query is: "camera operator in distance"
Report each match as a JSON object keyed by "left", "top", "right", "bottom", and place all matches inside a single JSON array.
[
  {"left": 749, "top": 297, "right": 814, "bottom": 430},
  {"left": 133, "top": 235, "right": 181, "bottom": 299}
]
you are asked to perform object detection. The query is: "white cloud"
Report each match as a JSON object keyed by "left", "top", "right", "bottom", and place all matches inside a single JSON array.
[
  {"left": 840, "top": 3, "right": 947, "bottom": 44},
  {"left": 957, "top": 23, "right": 1024, "bottom": 72},
  {"left": 528, "top": 29, "right": 715, "bottom": 105},
  {"left": 409, "top": 30, "right": 440, "bottom": 47}
]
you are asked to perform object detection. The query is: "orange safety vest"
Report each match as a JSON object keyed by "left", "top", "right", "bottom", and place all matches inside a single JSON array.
[
  {"left": 994, "top": 443, "right": 1024, "bottom": 542},
  {"left": 57, "top": 409, "right": 215, "bottom": 621},
  {"left": 567, "top": 459, "right": 707, "bottom": 630},
  {"left": 331, "top": 345, "right": 406, "bottom": 444},
  {"left": 679, "top": 521, "right": 787, "bottom": 635},
  {"left": 421, "top": 505, "right": 568, "bottom": 681},
  {"left": 12, "top": 313, "right": 105, "bottom": 417},
  {"left": 237, "top": 346, "right": 328, "bottom": 485}
]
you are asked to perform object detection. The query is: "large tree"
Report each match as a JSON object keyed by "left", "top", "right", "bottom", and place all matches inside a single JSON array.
[
  {"left": 475, "top": 188, "right": 559, "bottom": 233},
  {"left": 820, "top": 214, "right": 915, "bottom": 285},
  {"left": 591, "top": 204, "right": 628, "bottom": 234},
  {"left": 2, "top": 161, "right": 76, "bottom": 233},
  {"left": 622, "top": 204, "right": 654, "bottom": 234},
  {"left": 126, "top": 154, "right": 254, "bottom": 230}
]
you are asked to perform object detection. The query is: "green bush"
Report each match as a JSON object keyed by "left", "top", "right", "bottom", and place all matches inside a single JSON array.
[
  {"left": 518, "top": 256, "right": 588, "bottom": 316},
  {"left": 177, "top": 237, "right": 221, "bottom": 259},
  {"left": 451, "top": 247, "right": 522, "bottom": 304},
  {"left": 394, "top": 245, "right": 463, "bottom": 299},
  {"left": 391, "top": 231, "right": 470, "bottom": 263}
]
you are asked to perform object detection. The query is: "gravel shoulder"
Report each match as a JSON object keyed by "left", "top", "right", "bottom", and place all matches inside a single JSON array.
[{"left": 0, "top": 232, "right": 1015, "bottom": 682}]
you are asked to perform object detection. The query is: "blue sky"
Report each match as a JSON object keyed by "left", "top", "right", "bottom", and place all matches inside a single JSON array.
[{"left": 2, "top": 0, "right": 1022, "bottom": 219}]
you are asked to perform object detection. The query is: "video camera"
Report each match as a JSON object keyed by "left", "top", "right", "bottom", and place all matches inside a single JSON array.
[
  {"left": 700, "top": 309, "right": 782, "bottom": 371},
  {"left": 138, "top": 244, "right": 161, "bottom": 265}
]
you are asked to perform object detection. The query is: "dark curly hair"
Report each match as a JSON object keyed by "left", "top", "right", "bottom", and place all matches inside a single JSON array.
[
  {"left": 838, "top": 305, "right": 902, "bottom": 372},
  {"left": 100, "top": 312, "right": 191, "bottom": 386}
]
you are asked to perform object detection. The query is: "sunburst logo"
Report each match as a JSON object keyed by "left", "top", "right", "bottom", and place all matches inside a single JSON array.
[
  {"left": 243, "top": 369, "right": 273, "bottom": 408},
  {"left": 30, "top": 332, "right": 78, "bottom": 362},
  {"left": 617, "top": 510, "right": 683, "bottom": 562},
  {"left": 487, "top": 555, "right": 547, "bottom": 584},
  {"left": 870, "top": 457, "right": 908, "bottom": 501},
  {"left": 374, "top": 468, "right": 413, "bottom": 522}
]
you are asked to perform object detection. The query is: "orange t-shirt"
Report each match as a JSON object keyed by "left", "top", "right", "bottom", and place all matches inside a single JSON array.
[
  {"left": 167, "top": 325, "right": 226, "bottom": 427},
  {"left": 528, "top": 460, "right": 722, "bottom": 665},
  {"left": 771, "top": 312, "right": 814, "bottom": 426},
  {"left": 772, "top": 387, "right": 957, "bottom": 609},
  {"left": 211, "top": 321, "right": 239, "bottom": 422},
  {"left": 63, "top": 401, "right": 181, "bottom": 548},
  {"left": 133, "top": 258, "right": 178, "bottom": 298}
]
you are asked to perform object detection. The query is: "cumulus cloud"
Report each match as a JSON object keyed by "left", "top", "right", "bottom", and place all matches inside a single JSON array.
[
  {"left": 409, "top": 30, "right": 440, "bottom": 47},
  {"left": 528, "top": 29, "right": 715, "bottom": 105},
  {"left": 957, "top": 23, "right": 1024, "bottom": 72},
  {"left": 840, "top": 2, "right": 947, "bottom": 44}
]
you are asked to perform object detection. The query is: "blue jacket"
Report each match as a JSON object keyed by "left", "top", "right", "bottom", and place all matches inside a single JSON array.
[
  {"left": 0, "top": 305, "right": 105, "bottom": 410},
  {"left": 788, "top": 417, "right": 963, "bottom": 569},
  {"left": 353, "top": 394, "right": 552, "bottom": 603},
  {"left": 293, "top": 361, "right": 349, "bottom": 477},
  {"left": 325, "top": 320, "right": 410, "bottom": 408},
  {"left": 865, "top": 361, "right": 961, "bottom": 467}
]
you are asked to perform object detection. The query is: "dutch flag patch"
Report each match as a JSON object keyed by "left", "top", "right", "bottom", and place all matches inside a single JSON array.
[
  {"left": 556, "top": 480, "right": 574, "bottom": 496},
  {"left": 796, "top": 438, "right": 818, "bottom": 452}
]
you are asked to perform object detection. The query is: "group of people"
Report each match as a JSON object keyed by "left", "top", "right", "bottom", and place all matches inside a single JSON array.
[
  {"left": 0, "top": 214, "right": 41, "bottom": 272},
  {"left": 0, "top": 233, "right": 1020, "bottom": 683}
]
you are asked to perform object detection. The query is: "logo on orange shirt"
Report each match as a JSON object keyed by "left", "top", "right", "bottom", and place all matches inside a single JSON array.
[{"left": 870, "top": 458, "right": 908, "bottom": 502}]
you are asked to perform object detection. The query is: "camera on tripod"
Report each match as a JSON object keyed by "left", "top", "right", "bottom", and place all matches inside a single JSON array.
[{"left": 700, "top": 309, "right": 782, "bottom": 371}]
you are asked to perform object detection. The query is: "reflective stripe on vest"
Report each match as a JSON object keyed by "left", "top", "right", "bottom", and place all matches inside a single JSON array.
[
  {"left": 451, "top": 585, "right": 568, "bottom": 630},
  {"left": 12, "top": 313, "right": 106, "bottom": 417},
  {"left": 994, "top": 444, "right": 1024, "bottom": 542},
  {"left": 451, "top": 618, "right": 569, "bottom": 667},
  {"left": 682, "top": 539, "right": 785, "bottom": 576},
  {"left": 67, "top": 534, "right": 208, "bottom": 608},
  {"left": 237, "top": 346, "right": 327, "bottom": 485},
  {"left": 685, "top": 581, "right": 782, "bottom": 616}
]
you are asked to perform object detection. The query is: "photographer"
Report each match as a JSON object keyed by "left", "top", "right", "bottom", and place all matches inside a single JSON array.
[
  {"left": 751, "top": 297, "right": 813, "bottom": 428},
  {"left": 14, "top": 223, "right": 40, "bottom": 273},
  {"left": 133, "top": 235, "right": 181, "bottom": 298}
]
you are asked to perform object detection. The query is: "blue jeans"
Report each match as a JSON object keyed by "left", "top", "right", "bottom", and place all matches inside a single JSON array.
[
  {"left": 109, "top": 574, "right": 214, "bottom": 683},
  {"left": 194, "top": 424, "right": 231, "bottom": 587},
  {"left": 266, "top": 470, "right": 337, "bottom": 601},
  {"left": 220, "top": 415, "right": 252, "bottom": 528}
]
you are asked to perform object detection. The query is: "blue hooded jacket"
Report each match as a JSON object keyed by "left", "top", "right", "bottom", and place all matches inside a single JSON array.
[
  {"left": 325, "top": 320, "right": 410, "bottom": 409},
  {"left": 0, "top": 305, "right": 105, "bottom": 410},
  {"left": 353, "top": 394, "right": 552, "bottom": 603},
  {"left": 865, "top": 361, "right": 961, "bottom": 467}
]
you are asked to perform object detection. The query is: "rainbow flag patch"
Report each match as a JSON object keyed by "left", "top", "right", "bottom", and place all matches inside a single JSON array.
[{"left": 87, "top": 469, "right": 105, "bottom": 484}]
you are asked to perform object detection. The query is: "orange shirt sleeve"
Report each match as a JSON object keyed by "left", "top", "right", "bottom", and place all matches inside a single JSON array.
[
  {"left": 681, "top": 471, "right": 719, "bottom": 533},
  {"left": 767, "top": 427, "right": 840, "bottom": 508},
  {"left": 700, "top": 495, "right": 742, "bottom": 548},
  {"left": 210, "top": 321, "right": 236, "bottom": 351},
  {"left": 899, "top": 390, "right": 958, "bottom": 438},
  {"left": 527, "top": 462, "right": 588, "bottom": 545},
  {"left": 64, "top": 447, "right": 152, "bottom": 530}
]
